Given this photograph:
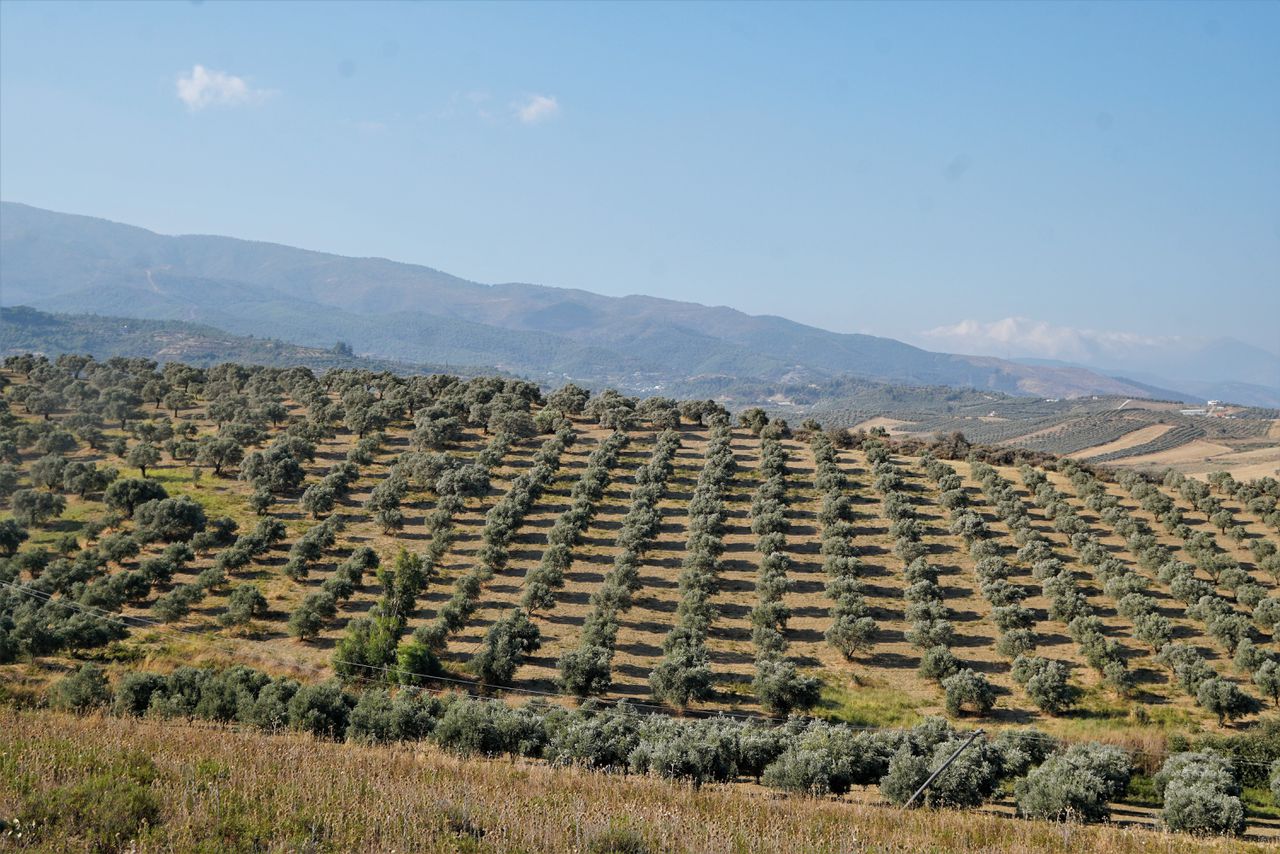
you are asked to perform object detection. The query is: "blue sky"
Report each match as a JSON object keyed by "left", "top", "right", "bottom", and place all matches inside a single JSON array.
[{"left": 2, "top": 0, "right": 1277, "bottom": 355}]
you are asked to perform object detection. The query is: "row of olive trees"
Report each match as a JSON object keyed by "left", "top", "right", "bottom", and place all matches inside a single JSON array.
[
  {"left": 866, "top": 440, "right": 993, "bottom": 716},
  {"left": 649, "top": 425, "right": 736, "bottom": 707},
  {"left": 0, "top": 460, "right": 282, "bottom": 660},
  {"left": 809, "top": 431, "right": 877, "bottom": 660},
  {"left": 152, "top": 515, "right": 287, "bottom": 623},
  {"left": 469, "top": 431, "right": 630, "bottom": 685},
  {"left": 748, "top": 437, "right": 819, "bottom": 713},
  {"left": 333, "top": 432, "right": 515, "bottom": 678},
  {"left": 1041, "top": 464, "right": 1262, "bottom": 722},
  {"left": 1108, "top": 466, "right": 1280, "bottom": 632},
  {"left": 556, "top": 429, "right": 682, "bottom": 695},
  {"left": 1013, "top": 466, "right": 1140, "bottom": 699},
  {"left": 374, "top": 430, "right": 568, "bottom": 680},
  {"left": 1205, "top": 470, "right": 1280, "bottom": 534},
  {"left": 977, "top": 460, "right": 1170, "bottom": 674},
  {"left": 922, "top": 455, "right": 1076, "bottom": 716},
  {"left": 1108, "top": 468, "right": 1261, "bottom": 610},
  {"left": 286, "top": 546, "right": 381, "bottom": 640},
  {"left": 521, "top": 431, "right": 629, "bottom": 613},
  {"left": 1166, "top": 468, "right": 1258, "bottom": 546}
]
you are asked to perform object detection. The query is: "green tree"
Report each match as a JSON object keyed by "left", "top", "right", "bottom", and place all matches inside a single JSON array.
[
  {"left": 942, "top": 668, "right": 995, "bottom": 717},
  {"left": 1254, "top": 659, "right": 1280, "bottom": 707},
  {"left": 0, "top": 519, "right": 29, "bottom": 556},
  {"left": 126, "top": 441, "right": 161, "bottom": 478},
  {"left": 737, "top": 407, "right": 769, "bottom": 435},
  {"left": 196, "top": 436, "right": 245, "bottom": 477},
  {"left": 220, "top": 584, "right": 269, "bottom": 627},
  {"left": 10, "top": 488, "right": 67, "bottom": 528},
  {"left": 103, "top": 478, "right": 168, "bottom": 516},
  {"left": 134, "top": 496, "right": 207, "bottom": 542},
  {"left": 52, "top": 663, "right": 112, "bottom": 712},
  {"left": 1196, "top": 678, "right": 1252, "bottom": 726}
]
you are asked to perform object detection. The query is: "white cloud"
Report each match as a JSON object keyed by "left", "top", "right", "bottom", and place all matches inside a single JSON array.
[
  {"left": 513, "top": 94, "right": 560, "bottom": 124},
  {"left": 919, "top": 316, "right": 1167, "bottom": 364},
  {"left": 176, "top": 65, "right": 274, "bottom": 111}
]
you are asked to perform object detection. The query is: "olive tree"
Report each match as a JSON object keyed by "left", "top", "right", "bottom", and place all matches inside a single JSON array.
[{"left": 941, "top": 668, "right": 995, "bottom": 717}]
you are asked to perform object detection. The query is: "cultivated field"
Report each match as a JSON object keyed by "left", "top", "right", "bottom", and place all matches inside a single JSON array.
[{"left": 3, "top": 356, "right": 1280, "bottom": 850}]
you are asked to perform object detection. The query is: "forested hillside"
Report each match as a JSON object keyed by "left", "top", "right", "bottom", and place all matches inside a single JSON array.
[{"left": 3, "top": 353, "right": 1280, "bottom": 848}]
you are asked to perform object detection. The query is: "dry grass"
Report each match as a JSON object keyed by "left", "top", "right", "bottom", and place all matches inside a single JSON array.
[{"left": 1, "top": 708, "right": 1272, "bottom": 853}]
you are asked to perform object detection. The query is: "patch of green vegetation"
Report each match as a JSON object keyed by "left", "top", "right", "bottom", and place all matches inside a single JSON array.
[
  {"left": 14, "top": 499, "right": 100, "bottom": 547},
  {"left": 1061, "top": 685, "right": 1203, "bottom": 734},
  {"left": 817, "top": 672, "right": 924, "bottom": 728},
  {"left": 1125, "top": 773, "right": 1159, "bottom": 807},
  {"left": 6, "top": 746, "right": 161, "bottom": 853},
  {"left": 1243, "top": 784, "right": 1280, "bottom": 819}
]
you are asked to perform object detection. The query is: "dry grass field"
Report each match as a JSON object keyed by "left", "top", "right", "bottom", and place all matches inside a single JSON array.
[{"left": 2, "top": 708, "right": 1274, "bottom": 854}]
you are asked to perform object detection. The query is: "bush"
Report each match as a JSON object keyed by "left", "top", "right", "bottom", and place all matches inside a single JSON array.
[
  {"left": 649, "top": 638, "right": 712, "bottom": 708},
  {"left": 194, "top": 666, "right": 270, "bottom": 722},
  {"left": 240, "top": 678, "right": 299, "bottom": 730},
  {"left": 346, "top": 688, "right": 398, "bottom": 744},
  {"left": 145, "top": 666, "right": 210, "bottom": 718},
  {"left": 752, "top": 658, "right": 821, "bottom": 714},
  {"left": 996, "top": 628, "right": 1037, "bottom": 658},
  {"left": 628, "top": 717, "right": 740, "bottom": 785},
  {"left": 881, "top": 736, "right": 1005, "bottom": 809},
  {"left": 52, "top": 663, "right": 111, "bottom": 712},
  {"left": 470, "top": 608, "right": 541, "bottom": 685},
  {"left": 152, "top": 584, "right": 201, "bottom": 622},
  {"left": 433, "top": 696, "right": 547, "bottom": 758},
  {"left": 1158, "top": 751, "right": 1246, "bottom": 836},
  {"left": 557, "top": 645, "right": 613, "bottom": 696},
  {"left": 760, "top": 722, "right": 889, "bottom": 796},
  {"left": 112, "top": 671, "right": 168, "bottom": 717},
  {"left": 905, "top": 619, "right": 954, "bottom": 650},
  {"left": 1153, "top": 751, "right": 1239, "bottom": 800},
  {"left": 942, "top": 668, "right": 994, "bottom": 717},
  {"left": 878, "top": 745, "right": 929, "bottom": 805},
  {"left": 287, "top": 681, "right": 354, "bottom": 738},
  {"left": 994, "top": 728, "right": 1057, "bottom": 778},
  {"left": 1015, "top": 743, "right": 1131, "bottom": 823}
]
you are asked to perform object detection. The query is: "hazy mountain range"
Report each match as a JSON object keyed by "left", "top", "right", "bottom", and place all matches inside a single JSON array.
[
  {"left": 921, "top": 317, "right": 1280, "bottom": 408},
  {"left": 0, "top": 201, "right": 1254, "bottom": 404}
]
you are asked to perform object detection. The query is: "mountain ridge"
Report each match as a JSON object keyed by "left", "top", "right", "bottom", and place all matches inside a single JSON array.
[{"left": 0, "top": 200, "right": 1192, "bottom": 401}]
